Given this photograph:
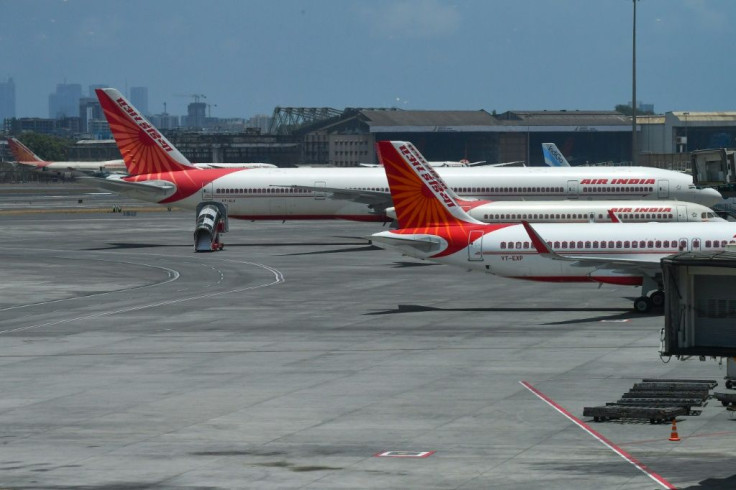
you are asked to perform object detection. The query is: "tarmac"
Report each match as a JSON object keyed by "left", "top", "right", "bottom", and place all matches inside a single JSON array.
[{"left": 2, "top": 183, "right": 736, "bottom": 489}]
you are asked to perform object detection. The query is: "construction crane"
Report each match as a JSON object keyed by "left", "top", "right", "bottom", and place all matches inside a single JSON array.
[{"left": 175, "top": 94, "right": 207, "bottom": 103}]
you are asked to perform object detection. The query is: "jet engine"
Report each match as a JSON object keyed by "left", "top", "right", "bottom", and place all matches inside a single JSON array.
[{"left": 194, "top": 202, "right": 228, "bottom": 252}]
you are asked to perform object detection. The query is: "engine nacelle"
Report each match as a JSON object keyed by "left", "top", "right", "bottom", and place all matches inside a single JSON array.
[{"left": 194, "top": 202, "right": 228, "bottom": 252}]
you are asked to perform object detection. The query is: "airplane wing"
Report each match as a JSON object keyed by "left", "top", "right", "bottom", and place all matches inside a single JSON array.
[
  {"left": 80, "top": 176, "right": 178, "bottom": 201},
  {"left": 521, "top": 221, "right": 661, "bottom": 276},
  {"left": 481, "top": 161, "right": 525, "bottom": 167},
  {"left": 370, "top": 233, "right": 443, "bottom": 253},
  {"left": 272, "top": 185, "right": 392, "bottom": 214}
]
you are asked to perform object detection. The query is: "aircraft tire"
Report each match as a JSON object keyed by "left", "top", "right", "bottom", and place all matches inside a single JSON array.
[
  {"left": 650, "top": 290, "right": 665, "bottom": 308},
  {"left": 634, "top": 296, "right": 652, "bottom": 313}
]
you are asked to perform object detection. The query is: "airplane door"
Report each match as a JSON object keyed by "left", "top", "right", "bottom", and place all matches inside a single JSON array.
[
  {"left": 658, "top": 180, "right": 669, "bottom": 198},
  {"left": 566, "top": 180, "right": 579, "bottom": 198},
  {"left": 691, "top": 237, "right": 701, "bottom": 252},
  {"left": 202, "top": 182, "right": 214, "bottom": 200},
  {"left": 676, "top": 205, "right": 688, "bottom": 222},
  {"left": 678, "top": 238, "right": 688, "bottom": 252},
  {"left": 468, "top": 230, "right": 484, "bottom": 261},
  {"left": 314, "top": 181, "right": 326, "bottom": 200}
]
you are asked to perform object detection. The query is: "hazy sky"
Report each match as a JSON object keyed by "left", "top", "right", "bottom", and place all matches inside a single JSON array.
[{"left": 1, "top": 0, "right": 733, "bottom": 118}]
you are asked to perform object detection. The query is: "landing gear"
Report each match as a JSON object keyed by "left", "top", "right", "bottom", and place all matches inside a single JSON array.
[
  {"left": 650, "top": 290, "right": 665, "bottom": 308},
  {"left": 633, "top": 291, "right": 665, "bottom": 313},
  {"left": 633, "top": 275, "right": 664, "bottom": 313},
  {"left": 634, "top": 296, "right": 653, "bottom": 313}
]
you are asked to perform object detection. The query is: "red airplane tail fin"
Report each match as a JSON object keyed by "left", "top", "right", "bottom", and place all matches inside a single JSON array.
[
  {"left": 375, "top": 141, "right": 482, "bottom": 229},
  {"left": 8, "top": 137, "right": 43, "bottom": 163},
  {"left": 95, "top": 88, "right": 196, "bottom": 176}
]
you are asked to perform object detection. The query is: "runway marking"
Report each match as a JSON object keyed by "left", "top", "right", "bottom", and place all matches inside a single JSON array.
[
  {"left": 374, "top": 451, "right": 435, "bottom": 458},
  {"left": 0, "top": 260, "right": 180, "bottom": 313},
  {"left": 519, "top": 380, "right": 676, "bottom": 490},
  {"left": 0, "top": 261, "right": 284, "bottom": 335}
]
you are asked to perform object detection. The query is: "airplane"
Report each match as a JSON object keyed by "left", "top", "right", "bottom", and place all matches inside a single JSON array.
[
  {"left": 542, "top": 143, "right": 571, "bottom": 167},
  {"left": 7, "top": 136, "right": 276, "bottom": 176},
  {"left": 7, "top": 137, "right": 127, "bottom": 176},
  {"left": 90, "top": 88, "right": 722, "bottom": 238},
  {"left": 385, "top": 199, "right": 723, "bottom": 224},
  {"left": 370, "top": 140, "right": 736, "bottom": 313}
]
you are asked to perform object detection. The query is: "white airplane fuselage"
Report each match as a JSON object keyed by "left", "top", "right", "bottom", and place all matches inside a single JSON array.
[
  {"left": 460, "top": 200, "right": 722, "bottom": 223},
  {"left": 376, "top": 222, "right": 736, "bottom": 285},
  {"left": 120, "top": 165, "right": 722, "bottom": 221},
  {"left": 19, "top": 160, "right": 127, "bottom": 173}
]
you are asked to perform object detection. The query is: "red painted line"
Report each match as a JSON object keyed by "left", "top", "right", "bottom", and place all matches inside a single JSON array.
[{"left": 519, "top": 380, "right": 676, "bottom": 489}]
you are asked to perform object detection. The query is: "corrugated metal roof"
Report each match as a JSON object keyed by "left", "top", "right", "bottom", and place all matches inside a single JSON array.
[
  {"left": 361, "top": 110, "right": 495, "bottom": 127},
  {"left": 637, "top": 115, "right": 665, "bottom": 124},
  {"left": 496, "top": 110, "right": 631, "bottom": 126},
  {"left": 671, "top": 111, "right": 736, "bottom": 123}
]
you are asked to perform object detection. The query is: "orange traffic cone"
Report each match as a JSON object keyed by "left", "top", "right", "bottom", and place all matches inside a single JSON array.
[{"left": 668, "top": 419, "right": 681, "bottom": 442}]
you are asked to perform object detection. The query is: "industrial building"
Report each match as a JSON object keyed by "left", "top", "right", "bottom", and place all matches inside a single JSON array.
[{"left": 6, "top": 103, "right": 736, "bottom": 168}]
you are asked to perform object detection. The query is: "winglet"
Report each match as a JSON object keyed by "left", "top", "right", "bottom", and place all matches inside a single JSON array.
[
  {"left": 95, "top": 88, "right": 196, "bottom": 176},
  {"left": 375, "top": 141, "right": 483, "bottom": 229},
  {"left": 607, "top": 209, "right": 621, "bottom": 223},
  {"left": 521, "top": 221, "right": 553, "bottom": 254},
  {"left": 542, "top": 143, "right": 571, "bottom": 167},
  {"left": 7, "top": 137, "right": 43, "bottom": 162}
]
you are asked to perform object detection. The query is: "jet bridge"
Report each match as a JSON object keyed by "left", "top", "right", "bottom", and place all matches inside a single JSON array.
[{"left": 661, "top": 251, "right": 736, "bottom": 358}]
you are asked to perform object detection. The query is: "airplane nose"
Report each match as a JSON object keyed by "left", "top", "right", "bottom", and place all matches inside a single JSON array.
[{"left": 701, "top": 187, "right": 723, "bottom": 206}]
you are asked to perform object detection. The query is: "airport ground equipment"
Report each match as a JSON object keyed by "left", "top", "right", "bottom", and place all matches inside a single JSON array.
[
  {"left": 691, "top": 148, "right": 736, "bottom": 196},
  {"left": 661, "top": 252, "right": 736, "bottom": 358},
  {"left": 194, "top": 202, "right": 228, "bottom": 252},
  {"left": 584, "top": 378, "right": 716, "bottom": 422},
  {"left": 713, "top": 392, "right": 736, "bottom": 407},
  {"left": 583, "top": 406, "right": 687, "bottom": 424}
]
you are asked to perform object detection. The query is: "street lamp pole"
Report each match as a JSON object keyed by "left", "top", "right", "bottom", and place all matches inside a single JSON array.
[
  {"left": 631, "top": 0, "right": 638, "bottom": 165},
  {"left": 683, "top": 112, "right": 689, "bottom": 153}
]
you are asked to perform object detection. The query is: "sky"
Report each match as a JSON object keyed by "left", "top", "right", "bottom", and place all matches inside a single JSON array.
[{"left": 1, "top": 0, "right": 734, "bottom": 119}]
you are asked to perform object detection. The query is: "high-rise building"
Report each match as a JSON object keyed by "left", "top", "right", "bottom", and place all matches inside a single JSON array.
[
  {"left": 184, "top": 102, "right": 206, "bottom": 129},
  {"left": 130, "top": 86, "right": 149, "bottom": 115},
  {"left": 0, "top": 78, "right": 16, "bottom": 122},
  {"left": 49, "top": 83, "right": 82, "bottom": 119}
]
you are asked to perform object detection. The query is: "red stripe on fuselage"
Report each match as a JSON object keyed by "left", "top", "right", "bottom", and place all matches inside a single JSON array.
[{"left": 509, "top": 276, "right": 643, "bottom": 286}]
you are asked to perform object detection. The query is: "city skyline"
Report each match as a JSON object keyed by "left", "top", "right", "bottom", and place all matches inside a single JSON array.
[{"left": 1, "top": 0, "right": 735, "bottom": 120}]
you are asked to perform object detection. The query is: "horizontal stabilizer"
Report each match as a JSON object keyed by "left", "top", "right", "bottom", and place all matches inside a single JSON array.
[
  {"left": 81, "top": 176, "right": 177, "bottom": 201},
  {"left": 370, "top": 233, "right": 442, "bottom": 253}
]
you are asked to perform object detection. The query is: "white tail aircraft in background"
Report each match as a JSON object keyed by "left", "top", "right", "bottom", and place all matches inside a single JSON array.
[
  {"left": 370, "top": 141, "right": 736, "bottom": 313},
  {"left": 7, "top": 137, "right": 127, "bottom": 175},
  {"left": 542, "top": 142, "right": 571, "bottom": 167}
]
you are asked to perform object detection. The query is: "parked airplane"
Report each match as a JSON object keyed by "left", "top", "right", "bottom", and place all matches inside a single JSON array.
[
  {"left": 7, "top": 136, "right": 276, "bottom": 177},
  {"left": 386, "top": 199, "right": 723, "bottom": 223},
  {"left": 370, "top": 141, "right": 736, "bottom": 312},
  {"left": 91, "top": 88, "right": 722, "bottom": 237},
  {"left": 7, "top": 137, "right": 127, "bottom": 175},
  {"left": 542, "top": 143, "right": 571, "bottom": 167}
]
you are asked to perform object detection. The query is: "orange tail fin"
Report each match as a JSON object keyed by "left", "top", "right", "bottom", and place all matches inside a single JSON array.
[
  {"left": 375, "top": 141, "right": 481, "bottom": 229},
  {"left": 8, "top": 137, "right": 43, "bottom": 162},
  {"left": 95, "top": 88, "right": 196, "bottom": 176}
]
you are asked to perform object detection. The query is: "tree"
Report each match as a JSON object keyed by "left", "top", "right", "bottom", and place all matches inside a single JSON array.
[
  {"left": 17, "top": 133, "right": 73, "bottom": 161},
  {"left": 615, "top": 104, "right": 655, "bottom": 116}
]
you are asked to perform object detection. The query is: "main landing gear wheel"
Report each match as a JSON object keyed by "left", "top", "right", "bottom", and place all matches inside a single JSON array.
[
  {"left": 650, "top": 290, "right": 665, "bottom": 308},
  {"left": 634, "top": 296, "right": 652, "bottom": 313}
]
